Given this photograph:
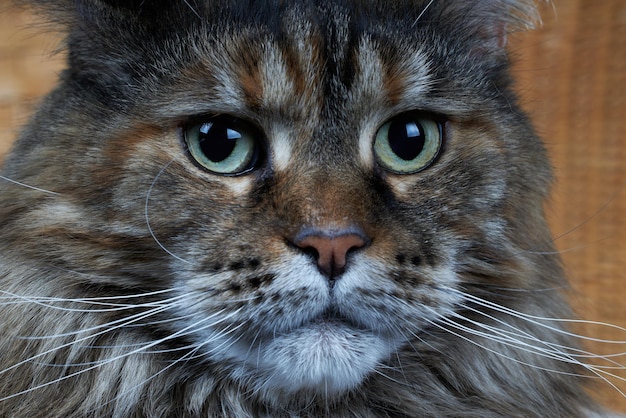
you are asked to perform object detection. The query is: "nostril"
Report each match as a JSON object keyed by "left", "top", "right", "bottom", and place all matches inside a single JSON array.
[
  {"left": 292, "top": 226, "right": 370, "bottom": 280},
  {"left": 299, "top": 244, "right": 320, "bottom": 260}
]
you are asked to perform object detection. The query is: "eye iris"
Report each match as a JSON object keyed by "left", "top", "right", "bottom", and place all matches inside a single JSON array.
[
  {"left": 388, "top": 119, "right": 425, "bottom": 161},
  {"left": 199, "top": 122, "right": 240, "bottom": 163},
  {"left": 373, "top": 113, "right": 443, "bottom": 174},
  {"left": 184, "top": 116, "right": 260, "bottom": 175}
]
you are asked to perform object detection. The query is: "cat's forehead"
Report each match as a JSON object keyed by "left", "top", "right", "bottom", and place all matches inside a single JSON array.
[
  {"left": 198, "top": 28, "right": 431, "bottom": 115},
  {"left": 160, "top": 4, "right": 435, "bottom": 138}
]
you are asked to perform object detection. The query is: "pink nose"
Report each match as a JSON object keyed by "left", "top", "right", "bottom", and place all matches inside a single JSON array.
[{"left": 293, "top": 227, "right": 369, "bottom": 280}]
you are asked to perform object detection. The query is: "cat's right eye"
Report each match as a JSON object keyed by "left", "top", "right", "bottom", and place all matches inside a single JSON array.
[{"left": 183, "top": 116, "right": 262, "bottom": 175}]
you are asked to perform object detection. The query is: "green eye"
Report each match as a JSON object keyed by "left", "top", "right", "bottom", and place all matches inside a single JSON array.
[
  {"left": 374, "top": 113, "right": 443, "bottom": 174},
  {"left": 184, "top": 116, "right": 261, "bottom": 175}
]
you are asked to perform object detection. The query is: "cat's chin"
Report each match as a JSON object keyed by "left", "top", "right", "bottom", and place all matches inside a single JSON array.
[{"left": 225, "top": 318, "right": 397, "bottom": 399}]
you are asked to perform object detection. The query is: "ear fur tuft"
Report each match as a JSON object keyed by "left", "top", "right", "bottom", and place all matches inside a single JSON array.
[{"left": 440, "top": 0, "right": 545, "bottom": 50}]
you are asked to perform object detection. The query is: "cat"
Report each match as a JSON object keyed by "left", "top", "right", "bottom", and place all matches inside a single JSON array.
[{"left": 0, "top": 0, "right": 624, "bottom": 416}]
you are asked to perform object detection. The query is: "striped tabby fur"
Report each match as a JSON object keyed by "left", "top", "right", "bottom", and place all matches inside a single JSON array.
[{"left": 0, "top": 1, "right": 622, "bottom": 416}]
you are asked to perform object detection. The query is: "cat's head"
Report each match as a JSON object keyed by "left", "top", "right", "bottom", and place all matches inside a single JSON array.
[{"left": 4, "top": 0, "right": 568, "bottom": 403}]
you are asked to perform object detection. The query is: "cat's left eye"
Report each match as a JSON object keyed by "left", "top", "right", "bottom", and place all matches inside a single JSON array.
[
  {"left": 373, "top": 113, "right": 443, "bottom": 174},
  {"left": 183, "top": 116, "right": 262, "bottom": 175}
]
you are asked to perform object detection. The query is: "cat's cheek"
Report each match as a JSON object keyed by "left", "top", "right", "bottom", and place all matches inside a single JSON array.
[{"left": 334, "top": 260, "right": 462, "bottom": 332}]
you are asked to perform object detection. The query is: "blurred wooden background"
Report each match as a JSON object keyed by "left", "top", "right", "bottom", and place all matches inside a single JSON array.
[
  {"left": 512, "top": 1, "right": 626, "bottom": 412},
  {"left": 1, "top": 0, "right": 625, "bottom": 412}
]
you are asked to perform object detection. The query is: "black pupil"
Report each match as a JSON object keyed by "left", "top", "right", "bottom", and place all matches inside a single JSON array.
[
  {"left": 388, "top": 119, "right": 425, "bottom": 161},
  {"left": 198, "top": 121, "right": 241, "bottom": 162}
]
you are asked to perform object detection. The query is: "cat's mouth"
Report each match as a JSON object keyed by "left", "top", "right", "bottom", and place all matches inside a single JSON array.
[
  {"left": 309, "top": 308, "right": 364, "bottom": 329},
  {"left": 285, "top": 303, "right": 391, "bottom": 340}
]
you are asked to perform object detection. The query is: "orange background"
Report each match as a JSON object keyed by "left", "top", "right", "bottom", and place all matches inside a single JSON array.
[{"left": 1, "top": 0, "right": 625, "bottom": 412}]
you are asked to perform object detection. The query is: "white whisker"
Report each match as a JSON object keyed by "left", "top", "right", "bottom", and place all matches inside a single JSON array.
[
  {"left": 457, "top": 290, "right": 626, "bottom": 346},
  {"left": 423, "top": 308, "right": 590, "bottom": 378},
  {"left": 371, "top": 364, "right": 412, "bottom": 388},
  {"left": 426, "top": 309, "right": 626, "bottom": 399},
  {"left": 144, "top": 160, "right": 192, "bottom": 265},
  {"left": 2, "top": 304, "right": 176, "bottom": 372},
  {"left": 413, "top": 0, "right": 435, "bottom": 26},
  {"left": 429, "top": 289, "right": 626, "bottom": 398},
  {"left": 0, "top": 287, "right": 180, "bottom": 303},
  {"left": 88, "top": 313, "right": 250, "bottom": 413},
  {"left": 458, "top": 302, "right": 626, "bottom": 367},
  {"left": 90, "top": 345, "right": 205, "bottom": 414},
  {"left": 0, "top": 306, "right": 244, "bottom": 402},
  {"left": 183, "top": 0, "right": 202, "bottom": 19},
  {"left": 18, "top": 294, "right": 204, "bottom": 340},
  {"left": 446, "top": 310, "right": 593, "bottom": 368},
  {"left": 0, "top": 174, "right": 60, "bottom": 195},
  {"left": 0, "top": 290, "right": 189, "bottom": 312}
]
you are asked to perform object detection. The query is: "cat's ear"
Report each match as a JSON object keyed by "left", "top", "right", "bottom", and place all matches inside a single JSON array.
[
  {"left": 492, "top": 0, "right": 544, "bottom": 47},
  {"left": 449, "top": 0, "right": 544, "bottom": 56},
  {"left": 15, "top": 0, "right": 189, "bottom": 105},
  {"left": 17, "top": 0, "right": 175, "bottom": 22}
]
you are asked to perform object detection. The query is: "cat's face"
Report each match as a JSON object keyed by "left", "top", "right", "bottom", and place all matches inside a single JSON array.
[{"left": 2, "top": 0, "right": 568, "bottom": 407}]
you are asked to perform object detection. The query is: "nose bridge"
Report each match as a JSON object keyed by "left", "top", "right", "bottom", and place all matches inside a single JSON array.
[{"left": 300, "top": 168, "right": 368, "bottom": 225}]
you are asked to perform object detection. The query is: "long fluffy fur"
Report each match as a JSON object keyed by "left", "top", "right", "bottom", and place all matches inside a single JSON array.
[{"left": 1, "top": 1, "right": 623, "bottom": 416}]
